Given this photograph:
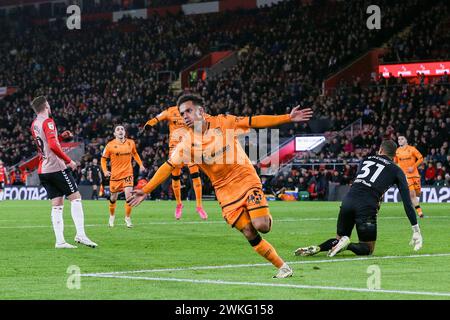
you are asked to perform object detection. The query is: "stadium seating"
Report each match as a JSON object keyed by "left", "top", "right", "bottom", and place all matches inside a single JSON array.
[{"left": 0, "top": 0, "right": 448, "bottom": 198}]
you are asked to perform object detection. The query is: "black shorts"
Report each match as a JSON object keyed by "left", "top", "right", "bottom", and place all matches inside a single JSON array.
[
  {"left": 39, "top": 169, "right": 79, "bottom": 199},
  {"left": 336, "top": 195, "right": 378, "bottom": 242}
]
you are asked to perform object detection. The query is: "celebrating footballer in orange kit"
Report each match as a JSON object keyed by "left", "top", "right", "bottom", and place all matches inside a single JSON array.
[
  {"left": 143, "top": 106, "right": 208, "bottom": 220},
  {"left": 128, "top": 94, "right": 313, "bottom": 278}
]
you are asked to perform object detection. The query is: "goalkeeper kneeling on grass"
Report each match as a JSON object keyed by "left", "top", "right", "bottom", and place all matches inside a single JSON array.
[{"left": 295, "top": 140, "right": 423, "bottom": 257}]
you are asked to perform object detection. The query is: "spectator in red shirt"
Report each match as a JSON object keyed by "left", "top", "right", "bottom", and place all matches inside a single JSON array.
[
  {"left": 343, "top": 139, "right": 355, "bottom": 153},
  {"left": 425, "top": 163, "right": 436, "bottom": 185}
]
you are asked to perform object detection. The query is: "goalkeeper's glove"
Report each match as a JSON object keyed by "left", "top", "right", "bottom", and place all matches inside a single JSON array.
[{"left": 409, "top": 224, "right": 423, "bottom": 251}]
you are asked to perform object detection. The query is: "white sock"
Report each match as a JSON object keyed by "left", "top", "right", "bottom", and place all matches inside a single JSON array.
[
  {"left": 71, "top": 199, "right": 86, "bottom": 237},
  {"left": 51, "top": 206, "right": 65, "bottom": 244}
]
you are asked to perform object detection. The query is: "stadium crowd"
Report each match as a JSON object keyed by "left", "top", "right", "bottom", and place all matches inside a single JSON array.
[
  {"left": 0, "top": 0, "right": 449, "bottom": 200},
  {"left": 380, "top": 1, "right": 449, "bottom": 63}
]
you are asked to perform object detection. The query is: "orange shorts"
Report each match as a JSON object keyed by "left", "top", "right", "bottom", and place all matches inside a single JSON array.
[
  {"left": 407, "top": 177, "right": 421, "bottom": 194},
  {"left": 110, "top": 175, "right": 134, "bottom": 193},
  {"left": 222, "top": 188, "right": 271, "bottom": 229}
]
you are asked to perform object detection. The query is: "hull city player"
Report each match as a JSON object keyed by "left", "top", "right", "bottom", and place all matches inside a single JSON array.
[
  {"left": 30, "top": 96, "right": 97, "bottom": 249},
  {"left": 395, "top": 135, "right": 424, "bottom": 218},
  {"left": 101, "top": 125, "right": 145, "bottom": 228},
  {"left": 128, "top": 94, "right": 314, "bottom": 278},
  {"left": 143, "top": 106, "right": 208, "bottom": 220},
  {"left": 295, "top": 140, "right": 423, "bottom": 257}
]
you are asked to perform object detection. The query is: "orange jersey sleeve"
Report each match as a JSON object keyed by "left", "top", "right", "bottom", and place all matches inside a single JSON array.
[
  {"left": 101, "top": 144, "right": 111, "bottom": 174},
  {"left": 131, "top": 140, "right": 143, "bottom": 167},
  {"left": 156, "top": 109, "right": 169, "bottom": 122},
  {"left": 214, "top": 113, "right": 292, "bottom": 132},
  {"left": 411, "top": 147, "right": 423, "bottom": 167},
  {"left": 250, "top": 114, "right": 291, "bottom": 128},
  {"left": 207, "top": 115, "right": 251, "bottom": 138},
  {"left": 144, "top": 109, "right": 169, "bottom": 127}
]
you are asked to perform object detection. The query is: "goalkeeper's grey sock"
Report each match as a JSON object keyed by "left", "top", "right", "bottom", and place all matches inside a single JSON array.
[
  {"left": 319, "top": 238, "right": 339, "bottom": 251},
  {"left": 51, "top": 206, "right": 65, "bottom": 244},
  {"left": 347, "top": 242, "right": 371, "bottom": 255}
]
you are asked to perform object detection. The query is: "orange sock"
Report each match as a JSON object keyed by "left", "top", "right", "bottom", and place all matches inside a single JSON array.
[
  {"left": 109, "top": 201, "right": 116, "bottom": 216},
  {"left": 192, "top": 177, "right": 202, "bottom": 207},
  {"left": 252, "top": 237, "right": 284, "bottom": 268},
  {"left": 125, "top": 203, "right": 132, "bottom": 218},
  {"left": 172, "top": 178, "right": 182, "bottom": 205}
]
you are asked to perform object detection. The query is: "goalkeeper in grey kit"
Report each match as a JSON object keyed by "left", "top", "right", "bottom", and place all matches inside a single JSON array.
[{"left": 295, "top": 140, "right": 423, "bottom": 257}]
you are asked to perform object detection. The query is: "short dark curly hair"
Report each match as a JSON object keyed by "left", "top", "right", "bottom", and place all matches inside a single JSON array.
[{"left": 176, "top": 94, "right": 204, "bottom": 108}]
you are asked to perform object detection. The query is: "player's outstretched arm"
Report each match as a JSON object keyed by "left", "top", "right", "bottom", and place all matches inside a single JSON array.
[
  {"left": 249, "top": 106, "right": 313, "bottom": 128},
  {"left": 127, "top": 162, "right": 174, "bottom": 207},
  {"left": 396, "top": 168, "right": 422, "bottom": 251},
  {"left": 144, "top": 118, "right": 159, "bottom": 128},
  {"left": 143, "top": 110, "right": 169, "bottom": 129}
]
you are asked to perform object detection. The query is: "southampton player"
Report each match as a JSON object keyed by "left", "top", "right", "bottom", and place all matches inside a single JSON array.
[
  {"left": 128, "top": 94, "right": 313, "bottom": 278},
  {"left": 295, "top": 140, "right": 423, "bottom": 257},
  {"left": 143, "top": 106, "right": 208, "bottom": 220},
  {"left": 0, "top": 160, "right": 7, "bottom": 201},
  {"left": 395, "top": 135, "right": 424, "bottom": 218},
  {"left": 101, "top": 125, "right": 145, "bottom": 228},
  {"left": 30, "top": 96, "right": 97, "bottom": 249}
]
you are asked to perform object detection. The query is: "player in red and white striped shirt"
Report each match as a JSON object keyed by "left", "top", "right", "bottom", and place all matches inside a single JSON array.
[{"left": 30, "top": 96, "right": 97, "bottom": 249}]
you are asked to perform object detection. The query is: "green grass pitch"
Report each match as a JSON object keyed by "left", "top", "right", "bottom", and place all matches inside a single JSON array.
[{"left": 0, "top": 200, "right": 449, "bottom": 300}]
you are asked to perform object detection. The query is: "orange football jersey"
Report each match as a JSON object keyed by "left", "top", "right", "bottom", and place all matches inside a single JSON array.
[
  {"left": 168, "top": 114, "right": 260, "bottom": 208},
  {"left": 101, "top": 138, "right": 143, "bottom": 180},
  {"left": 395, "top": 145, "right": 423, "bottom": 178},
  {"left": 151, "top": 106, "right": 187, "bottom": 149}
]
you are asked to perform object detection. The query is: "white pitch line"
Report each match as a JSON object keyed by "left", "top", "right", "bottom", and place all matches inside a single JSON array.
[
  {"left": 0, "top": 215, "right": 449, "bottom": 229},
  {"left": 80, "top": 274, "right": 450, "bottom": 297},
  {"left": 81, "top": 253, "right": 450, "bottom": 276}
]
